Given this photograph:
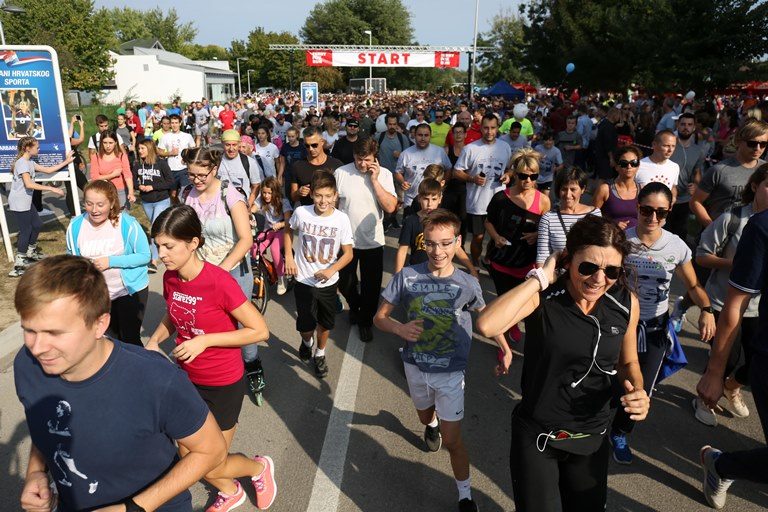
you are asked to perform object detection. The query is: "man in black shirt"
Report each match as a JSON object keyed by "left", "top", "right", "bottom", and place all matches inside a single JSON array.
[
  {"left": 290, "top": 126, "right": 343, "bottom": 206},
  {"left": 331, "top": 119, "right": 365, "bottom": 165}
]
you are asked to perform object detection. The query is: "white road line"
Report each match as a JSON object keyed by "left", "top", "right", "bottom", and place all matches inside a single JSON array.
[{"left": 305, "top": 328, "right": 365, "bottom": 512}]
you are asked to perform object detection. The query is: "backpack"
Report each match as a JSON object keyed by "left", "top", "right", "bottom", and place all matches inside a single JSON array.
[
  {"left": 715, "top": 205, "right": 743, "bottom": 257},
  {"left": 239, "top": 152, "right": 266, "bottom": 181},
  {"left": 378, "top": 131, "right": 408, "bottom": 151}
]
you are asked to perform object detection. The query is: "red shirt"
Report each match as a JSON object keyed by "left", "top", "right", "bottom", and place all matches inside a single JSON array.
[
  {"left": 163, "top": 262, "right": 247, "bottom": 386},
  {"left": 445, "top": 121, "right": 481, "bottom": 147},
  {"left": 126, "top": 115, "right": 143, "bottom": 137},
  {"left": 219, "top": 110, "right": 236, "bottom": 130}
]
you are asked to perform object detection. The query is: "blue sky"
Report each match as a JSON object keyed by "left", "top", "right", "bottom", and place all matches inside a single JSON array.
[{"left": 94, "top": 0, "right": 521, "bottom": 47}]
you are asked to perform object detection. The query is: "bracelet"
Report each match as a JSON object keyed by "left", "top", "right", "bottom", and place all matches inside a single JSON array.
[
  {"left": 124, "top": 497, "right": 147, "bottom": 512},
  {"left": 525, "top": 267, "right": 549, "bottom": 292}
]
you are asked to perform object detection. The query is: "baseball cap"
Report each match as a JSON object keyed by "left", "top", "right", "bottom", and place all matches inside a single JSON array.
[
  {"left": 347, "top": 119, "right": 359, "bottom": 127},
  {"left": 221, "top": 129, "right": 240, "bottom": 142}
]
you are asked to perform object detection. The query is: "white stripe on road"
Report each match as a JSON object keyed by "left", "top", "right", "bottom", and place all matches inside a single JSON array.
[{"left": 306, "top": 328, "right": 366, "bottom": 512}]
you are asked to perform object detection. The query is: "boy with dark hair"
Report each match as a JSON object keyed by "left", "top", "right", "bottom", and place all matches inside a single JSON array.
[
  {"left": 557, "top": 115, "right": 582, "bottom": 166},
  {"left": 284, "top": 172, "right": 354, "bottom": 378},
  {"left": 375, "top": 209, "right": 511, "bottom": 512}
]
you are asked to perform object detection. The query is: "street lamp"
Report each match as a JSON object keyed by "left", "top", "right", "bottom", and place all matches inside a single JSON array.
[
  {"left": 235, "top": 57, "right": 247, "bottom": 98},
  {"left": 247, "top": 69, "right": 255, "bottom": 95},
  {"left": 0, "top": 4, "right": 26, "bottom": 46},
  {"left": 363, "top": 29, "right": 372, "bottom": 95}
]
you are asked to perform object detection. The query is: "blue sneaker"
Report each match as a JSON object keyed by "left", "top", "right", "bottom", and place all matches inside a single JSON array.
[{"left": 610, "top": 431, "right": 633, "bottom": 465}]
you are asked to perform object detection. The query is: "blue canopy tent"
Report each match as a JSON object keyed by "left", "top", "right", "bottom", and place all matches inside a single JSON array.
[{"left": 480, "top": 80, "right": 525, "bottom": 100}]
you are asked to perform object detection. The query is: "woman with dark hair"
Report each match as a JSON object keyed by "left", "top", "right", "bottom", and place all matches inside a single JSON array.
[
  {"left": 692, "top": 165, "right": 768, "bottom": 425},
  {"left": 609, "top": 182, "right": 715, "bottom": 464},
  {"left": 477, "top": 215, "right": 649, "bottom": 512},
  {"left": 146, "top": 205, "right": 277, "bottom": 511},
  {"left": 592, "top": 145, "right": 642, "bottom": 229},
  {"left": 90, "top": 130, "right": 134, "bottom": 208}
]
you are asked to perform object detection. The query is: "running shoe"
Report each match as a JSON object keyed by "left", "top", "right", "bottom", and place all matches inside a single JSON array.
[
  {"left": 276, "top": 276, "right": 287, "bottom": 296},
  {"left": 8, "top": 254, "right": 28, "bottom": 277},
  {"left": 314, "top": 355, "right": 329, "bottom": 378},
  {"left": 700, "top": 445, "right": 733, "bottom": 509},
  {"left": 670, "top": 296, "right": 685, "bottom": 333},
  {"left": 692, "top": 397, "right": 718, "bottom": 427},
  {"left": 359, "top": 325, "right": 373, "bottom": 342},
  {"left": 609, "top": 430, "right": 633, "bottom": 465},
  {"left": 299, "top": 339, "right": 313, "bottom": 364},
  {"left": 424, "top": 422, "right": 442, "bottom": 452},
  {"left": 24, "top": 244, "right": 44, "bottom": 262},
  {"left": 205, "top": 480, "right": 246, "bottom": 512},
  {"left": 723, "top": 386, "right": 749, "bottom": 418},
  {"left": 252, "top": 455, "right": 277, "bottom": 510},
  {"left": 458, "top": 498, "right": 479, "bottom": 512},
  {"left": 506, "top": 324, "right": 523, "bottom": 343},
  {"left": 245, "top": 358, "right": 266, "bottom": 394}
]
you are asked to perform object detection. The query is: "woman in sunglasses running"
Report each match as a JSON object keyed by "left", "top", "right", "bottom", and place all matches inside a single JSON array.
[
  {"left": 609, "top": 182, "right": 716, "bottom": 465},
  {"left": 477, "top": 215, "right": 648, "bottom": 512},
  {"left": 593, "top": 145, "right": 642, "bottom": 229}
]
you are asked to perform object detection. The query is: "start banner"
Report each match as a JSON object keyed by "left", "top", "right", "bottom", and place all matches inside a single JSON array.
[{"left": 306, "top": 50, "right": 460, "bottom": 68}]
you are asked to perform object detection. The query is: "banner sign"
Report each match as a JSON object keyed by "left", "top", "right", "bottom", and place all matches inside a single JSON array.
[
  {"left": 300, "top": 81, "right": 319, "bottom": 109},
  {"left": 306, "top": 50, "right": 460, "bottom": 68}
]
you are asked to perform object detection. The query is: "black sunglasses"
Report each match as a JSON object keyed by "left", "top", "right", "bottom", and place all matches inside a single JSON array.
[
  {"left": 304, "top": 142, "right": 320, "bottom": 149},
  {"left": 517, "top": 172, "right": 539, "bottom": 181},
  {"left": 578, "top": 261, "right": 624, "bottom": 280},
  {"left": 745, "top": 140, "right": 768, "bottom": 149},
  {"left": 638, "top": 205, "right": 670, "bottom": 219},
  {"left": 617, "top": 159, "right": 640, "bottom": 168}
]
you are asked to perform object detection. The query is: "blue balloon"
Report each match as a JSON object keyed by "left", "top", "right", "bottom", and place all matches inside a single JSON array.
[{"left": 566, "top": 62, "right": 575, "bottom": 73}]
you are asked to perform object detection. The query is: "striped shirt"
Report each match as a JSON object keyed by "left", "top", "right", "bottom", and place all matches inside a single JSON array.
[{"left": 536, "top": 208, "right": 602, "bottom": 264}]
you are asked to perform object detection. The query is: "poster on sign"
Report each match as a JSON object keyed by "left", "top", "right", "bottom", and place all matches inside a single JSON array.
[
  {"left": 0, "top": 46, "right": 76, "bottom": 262},
  {"left": 306, "top": 50, "right": 460, "bottom": 68},
  {"left": 301, "top": 81, "right": 319, "bottom": 109}
]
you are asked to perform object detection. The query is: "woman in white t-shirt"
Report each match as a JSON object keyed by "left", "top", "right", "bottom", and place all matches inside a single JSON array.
[
  {"left": 252, "top": 176, "right": 293, "bottom": 295},
  {"left": 254, "top": 124, "right": 280, "bottom": 180},
  {"left": 322, "top": 117, "right": 340, "bottom": 153}
]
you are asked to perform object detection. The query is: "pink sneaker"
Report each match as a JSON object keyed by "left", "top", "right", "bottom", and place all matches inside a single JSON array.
[
  {"left": 506, "top": 324, "right": 523, "bottom": 343},
  {"left": 252, "top": 455, "right": 277, "bottom": 510},
  {"left": 206, "top": 480, "right": 246, "bottom": 512}
]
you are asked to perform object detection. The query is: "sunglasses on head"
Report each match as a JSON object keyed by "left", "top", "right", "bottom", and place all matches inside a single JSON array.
[
  {"left": 517, "top": 172, "right": 539, "bottom": 181},
  {"left": 617, "top": 159, "right": 640, "bottom": 168},
  {"left": 304, "top": 142, "right": 320, "bottom": 149},
  {"left": 745, "top": 140, "right": 768, "bottom": 149},
  {"left": 638, "top": 205, "right": 670, "bottom": 219},
  {"left": 578, "top": 261, "right": 624, "bottom": 280}
]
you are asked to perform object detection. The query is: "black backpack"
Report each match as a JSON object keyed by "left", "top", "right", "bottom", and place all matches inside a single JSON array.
[{"left": 239, "top": 152, "right": 267, "bottom": 181}]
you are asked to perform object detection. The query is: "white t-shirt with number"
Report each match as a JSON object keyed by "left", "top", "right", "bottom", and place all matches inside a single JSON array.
[{"left": 289, "top": 205, "right": 353, "bottom": 288}]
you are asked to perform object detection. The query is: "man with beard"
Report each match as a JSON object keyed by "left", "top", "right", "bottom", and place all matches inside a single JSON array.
[{"left": 667, "top": 113, "right": 705, "bottom": 240}]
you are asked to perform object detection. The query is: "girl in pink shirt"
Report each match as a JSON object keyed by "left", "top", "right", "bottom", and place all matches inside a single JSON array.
[{"left": 90, "top": 129, "right": 134, "bottom": 207}]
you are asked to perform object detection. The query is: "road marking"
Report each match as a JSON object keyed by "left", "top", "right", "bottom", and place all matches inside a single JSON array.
[{"left": 306, "top": 328, "right": 365, "bottom": 512}]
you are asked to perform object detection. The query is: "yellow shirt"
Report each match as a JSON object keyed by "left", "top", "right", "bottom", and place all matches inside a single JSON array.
[{"left": 429, "top": 122, "right": 450, "bottom": 147}]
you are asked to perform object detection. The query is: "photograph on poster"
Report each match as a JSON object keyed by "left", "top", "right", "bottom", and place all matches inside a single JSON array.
[{"left": 0, "top": 88, "right": 44, "bottom": 139}]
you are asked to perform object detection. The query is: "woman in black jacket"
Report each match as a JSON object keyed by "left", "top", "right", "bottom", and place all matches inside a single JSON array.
[{"left": 132, "top": 138, "right": 174, "bottom": 273}]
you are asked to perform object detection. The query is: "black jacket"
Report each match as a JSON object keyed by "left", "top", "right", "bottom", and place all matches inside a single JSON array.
[{"left": 132, "top": 158, "right": 174, "bottom": 203}]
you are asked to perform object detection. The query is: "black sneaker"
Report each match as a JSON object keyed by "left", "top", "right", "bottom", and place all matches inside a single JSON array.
[
  {"left": 314, "top": 355, "right": 329, "bottom": 378},
  {"left": 7, "top": 265, "right": 25, "bottom": 277},
  {"left": 458, "top": 498, "right": 478, "bottom": 512},
  {"left": 359, "top": 325, "right": 373, "bottom": 342},
  {"left": 148, "top": 262, "right": 158, "bottom": 274},
  {"left": 299, "top": 340, "right": 313, "bottom": 364},
  {"left": 245, "top": 358, "right": 265, "bottom": 394},
  {"left": 424, "top": 422, "right": 442, "bottom": 452}
]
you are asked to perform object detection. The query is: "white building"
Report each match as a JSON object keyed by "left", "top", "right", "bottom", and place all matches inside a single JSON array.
[{"left": 100, "top": 39, "right": 236, "bottom": 104}]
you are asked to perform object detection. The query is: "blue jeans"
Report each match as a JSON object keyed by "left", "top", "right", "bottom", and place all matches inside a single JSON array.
[
  {"left": 230, "top": 260, "right": 258, "bottom": 362},
  {"left": 141, "top": 198, "right": 172, "bottom": 261}
]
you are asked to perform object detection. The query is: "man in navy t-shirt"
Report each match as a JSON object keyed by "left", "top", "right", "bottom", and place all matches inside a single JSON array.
[{"left": 14, "top": 255, "right": 226, "bottom": 512}]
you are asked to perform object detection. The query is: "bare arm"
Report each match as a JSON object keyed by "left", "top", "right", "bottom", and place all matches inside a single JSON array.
[
  {"left": 20, "top": 444, "right": 56, "bottom": 512},
  {"left": 592, "top": 183, "right": 609, "bottom": 209},
  {"left": 676, "top": 260, "right": 715, "bottom": 342},
  {"left": 394, "top": 245, "right": 408, "bottom": 274},
  {"left": 690, "top": 188, "right": 712, "bottom": 227}
]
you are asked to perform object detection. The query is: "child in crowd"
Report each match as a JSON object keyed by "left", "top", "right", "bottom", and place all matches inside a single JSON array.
[
  {"left": 284, "top": 172, "right": 354, "bottom": 378},
  {"left": 252, "top": 176, "right": 293, "bottom": 295},
  {"left": 533, "top": 130, "right": 564, "bottom": 194}
]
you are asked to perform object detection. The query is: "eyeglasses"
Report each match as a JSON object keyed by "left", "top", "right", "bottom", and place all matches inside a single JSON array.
[
  {"left": 187, "top": 169, "right": 214, "bottom": 182},
  {"left": 578, "top": 261, "right": 624, "bottom": 280},
  {"left": 305, "top": 142, "right": 320, "bottom": 149},
  {"left": 617, "top": 159, "right": 640, "bottom": 168},
  {"left": 745, "top": 140, "right": 768, "bottom": 149},
  {"left": 517, "top": 172, "right": 539, "bottom": 181},
  {"left": 638, "top": 205, "right": 670, "bottom": 219},
  {"left": 424, "top": 236, "right": 458, "bottom": 250}
]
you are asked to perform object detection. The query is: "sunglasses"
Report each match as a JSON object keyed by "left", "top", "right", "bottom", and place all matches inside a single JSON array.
[
  {"left": 745, "top": 140, "right": 768, "bottom": 149},
  {"left": 638, "top": 205, "right": 670, "bottom": 219},
  {"left": 304, "top": 142, "right": 320, "bottom": 149},
  {"left": 517, "top": 172, "right": 539, "bottom": 181},
  {"left": 617, "top": 159, "right": 640, "bottom": 168},
  {"left": 578, "top": 261, "right": 624, "bottom": 280}
]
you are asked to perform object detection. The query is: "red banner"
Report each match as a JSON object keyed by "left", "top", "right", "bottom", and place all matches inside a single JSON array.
[{"left": 305, "top": 50, "right": 460, "bottom": 68}]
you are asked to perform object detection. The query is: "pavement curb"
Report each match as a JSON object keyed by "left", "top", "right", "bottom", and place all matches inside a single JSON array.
[{"left": 0, "top": 320, "right": 20, "bottom": 370}]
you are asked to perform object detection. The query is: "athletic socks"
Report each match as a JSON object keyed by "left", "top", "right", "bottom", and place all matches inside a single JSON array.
[
  {"left": 315, "top": 347, "right": 326, "bottom": 357},
  {"left": 302, "top": 336, "right": 314, "bottom": 348},
  {"left": 427, "top": 417, "right": 439, "bottom": 428},
  {"left": 456, "top": 477, "right": 472, "bottom": 501}
]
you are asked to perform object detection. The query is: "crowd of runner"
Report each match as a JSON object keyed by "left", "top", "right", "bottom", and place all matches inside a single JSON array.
[{"left": 8, "top": 87, "right": 768, "bottom": 511}]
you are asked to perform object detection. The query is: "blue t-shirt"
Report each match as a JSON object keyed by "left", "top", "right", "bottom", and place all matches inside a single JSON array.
[
  {"left": 14, "top": 341, "right": 208, "bottom": 512},
  {"left": 729, "top": 209, "right": 768, "bottom": 356},
  {"left": 381, "top": 262, "right": 485, "bottom": 373}
]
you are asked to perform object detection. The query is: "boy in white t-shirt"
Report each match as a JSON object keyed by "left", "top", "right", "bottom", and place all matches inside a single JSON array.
[
  {"left": 284, "top": 172, "right": 354, "bottom": 378},
  {"left": 635, "top": 129, "right": 680, "bottom": 203}
]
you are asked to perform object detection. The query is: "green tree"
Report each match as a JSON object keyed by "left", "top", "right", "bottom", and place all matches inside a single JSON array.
[
  {"left": 184, "top": 44, "right": 230, "bottom": 62},
  {"left": 100, "top": 7, "right": 198, "bottom": 55},
  {"left": 230, "top": 29, "right": 309, "bottom": 92},
  {"left": 3, "top": 0, "right": 113, "bottom": 91},
  {"left": 476, "top": 9, "right": 537, "bottom": 85}
]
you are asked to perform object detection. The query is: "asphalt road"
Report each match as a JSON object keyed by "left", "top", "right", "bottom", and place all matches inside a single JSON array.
[{"left": 1, "top": 233, "right": 767, "bottom": 512}]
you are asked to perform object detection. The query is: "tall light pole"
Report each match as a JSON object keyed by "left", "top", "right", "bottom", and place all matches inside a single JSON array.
[
  {"left": 247, "top": 69, "right": 255, "bottom": 95},
  {"left": 236, "top": 57, "right": 246, "bottom": 98},
  {"left": 0, "top": 4, "right": 26, "bottom": 46},
  {"left": 469, "top": 0, "right": 480, "bottom": 103},
  {"left": 364, "top": 29, "right": 372, "bottom": 95}
]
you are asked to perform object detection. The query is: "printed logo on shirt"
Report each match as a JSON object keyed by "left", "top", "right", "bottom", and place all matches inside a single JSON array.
[
  {"left": 300, "top": 221, "right": 339, "bottom": 263},
  {"left": 47, "top": 400, "right": 100, "bottom": 494}
]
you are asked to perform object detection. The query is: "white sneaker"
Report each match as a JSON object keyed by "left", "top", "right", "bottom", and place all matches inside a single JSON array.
[
  {"left": 276, "top": 276, "right": 287, "bottom": 296},
  {"left": 693, "top": 397, "right": 718, "bottom": 427},
  {"left": 723, "top": 387, "right": 749, "bottom": 418},
  {"left": 38, "top": 208, "right": 55, "bottom": 217}
]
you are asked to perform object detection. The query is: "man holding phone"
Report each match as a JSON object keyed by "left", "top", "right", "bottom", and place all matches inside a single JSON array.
[{"left": 335, "top": 138, "right": 398, "bottom": 342}]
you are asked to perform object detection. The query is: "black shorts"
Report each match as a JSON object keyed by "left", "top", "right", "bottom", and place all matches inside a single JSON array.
[
  {"left": 467, "top": 213, "right": 487, "bottom": 235},
  {"left": 294, "top": 281, "right": 337, "bottom": 333},
  {"left": 195, "top": 377, "right": 246, "bottom": 431}
]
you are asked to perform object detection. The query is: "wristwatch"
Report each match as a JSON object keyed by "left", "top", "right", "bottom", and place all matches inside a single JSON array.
[
  {"left": 701, "top": 306, "right": 714, "bottom": 315},
  {"left": 124, "top": 497, "right": 146, "bottom": 512}
]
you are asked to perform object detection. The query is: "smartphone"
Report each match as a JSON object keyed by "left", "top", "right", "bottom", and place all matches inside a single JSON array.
[{"left": 75, "top": 114, "right": 82, "bottom": 122}]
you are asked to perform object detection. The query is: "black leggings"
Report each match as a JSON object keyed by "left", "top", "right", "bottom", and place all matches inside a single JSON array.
[
  {"left": 107, "top": 287, "right": 149, "bottom": 346},
  {"left": 13, "top": 208, "right": 42, "bottom": 253},
  {"left": 510, "top": 413, "right": 609, "bottom": 512},
  {"left": 337, "top": 246, "right": 383, "bottom": 328}
]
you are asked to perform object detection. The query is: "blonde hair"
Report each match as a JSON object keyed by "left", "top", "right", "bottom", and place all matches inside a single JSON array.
[
  {"left": 138, "top": 139, "right": 159, "bottom": 165},
  {"left": 510, "top": 147, "right": 541, "bottom": 174},
  {"left": 423, "top": 164, "right": 445, "bottom": 182}
]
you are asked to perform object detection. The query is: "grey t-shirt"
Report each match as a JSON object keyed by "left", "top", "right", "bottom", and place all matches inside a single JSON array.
[
  {"left": 499, "top": 133, "right": 530, "bottom": 153},
  {"left": 670, "top": 139, "right": 705, "bottom": 204},
  {"left": 381, "top": 262, "right": 485, "bottom": 373},
  {"left": 193, "top": 108, "right": 210, "bottom": 127},
  {"left": 9, "top": 158, "right": 35, "bottom": 211},
  {"left": 218, "top": 155, "right": 262, "bottom": 189},
  {"left": 697, "top": 203, "right": 760, "bottom": 316},
  {"left": 625, "top": 227, "right": 692, "bottom": 320},
  {"left": 699, "top": 157, "right": 765, "bottom": 220},
  {"left": 395, "top": 144, "right": 452, "bottom": 207},
  {"left": 377, "top": 133, "right": 409, "bottom": 174}
]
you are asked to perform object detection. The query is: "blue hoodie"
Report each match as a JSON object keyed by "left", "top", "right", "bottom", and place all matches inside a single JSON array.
[{"left": 66, "top": 211, "right": 150, "bottom": 295}]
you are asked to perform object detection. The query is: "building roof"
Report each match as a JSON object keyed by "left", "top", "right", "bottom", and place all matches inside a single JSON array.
[
  {"left": 117, "top": 38, "right": 165, "bottom": 55},
  {"left": 114, "top": 43, "right": 236, "bottom": 80}
]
